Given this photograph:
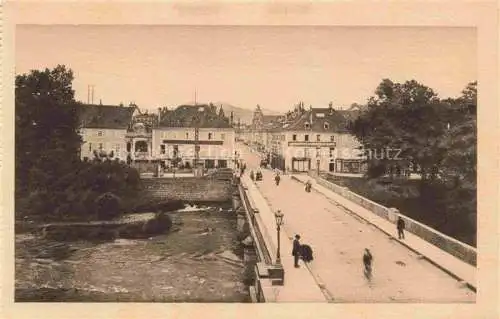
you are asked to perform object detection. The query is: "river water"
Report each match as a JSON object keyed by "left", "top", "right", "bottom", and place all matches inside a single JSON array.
[{"left": 15, "top": 205, "right": 251, "bottom": 302}]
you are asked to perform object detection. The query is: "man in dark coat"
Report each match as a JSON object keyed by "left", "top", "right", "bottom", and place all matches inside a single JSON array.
[
  {"left": 292, "top": 234, "right": 301, "bottom": 268},
  {"left": 397, "top": 216, "right": 405, "bottom": 239}
]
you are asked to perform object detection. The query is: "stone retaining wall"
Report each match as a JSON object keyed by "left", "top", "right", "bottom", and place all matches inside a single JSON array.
[
  {"left": 141, "top": 177, "right": 233, "bottom": 202},
  {"left": 305, "top": 173, "right": 477, "bottom": 266}
]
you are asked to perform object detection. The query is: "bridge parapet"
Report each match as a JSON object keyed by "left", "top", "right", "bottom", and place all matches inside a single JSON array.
[
  {"left": 238, "top": 179, "right": 284, "bottom": 302},
  {"left": 306, "top": 171, "right": 477, "bottom": 266}
]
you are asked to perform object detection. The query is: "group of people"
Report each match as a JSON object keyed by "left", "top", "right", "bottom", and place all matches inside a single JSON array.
[{"left": 249, "top": 169, "right": 263, "bottom": 181}]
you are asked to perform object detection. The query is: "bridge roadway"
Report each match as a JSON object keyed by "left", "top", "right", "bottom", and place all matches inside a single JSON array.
[{"left": 238, "top": 144, "right": 475, "bottom": 302}]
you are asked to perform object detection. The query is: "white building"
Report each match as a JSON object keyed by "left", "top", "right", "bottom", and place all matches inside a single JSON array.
[
  {"left": 266, "top": 105, "right": 366, "bottom": 173},
  {"left": 151, "top": 104, "right": 236, "bottom": 169},
  {"left": 78, "top": 103, "right": 235, "bottom": 170},
  {"left": 78, "top": 104, "right": 135, "bottom": 161}
]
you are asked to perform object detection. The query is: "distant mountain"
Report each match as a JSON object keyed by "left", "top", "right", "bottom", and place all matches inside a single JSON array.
[{"left": 212, "top": 102, "right": 281, "bottom": 125}]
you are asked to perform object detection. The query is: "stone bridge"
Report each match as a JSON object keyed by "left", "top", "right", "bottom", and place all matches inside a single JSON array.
[{"left": 235, "top": 143, "right": 476, "bottom": 303}]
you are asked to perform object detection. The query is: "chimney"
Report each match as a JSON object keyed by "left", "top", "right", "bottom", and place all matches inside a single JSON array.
[{"left": 158, "top": 107, "right": 162, "bottom": 124}]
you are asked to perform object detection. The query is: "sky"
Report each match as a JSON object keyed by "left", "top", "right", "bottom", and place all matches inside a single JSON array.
[{"left": 16, "top": 25, "right": 476, "bottom": 112}]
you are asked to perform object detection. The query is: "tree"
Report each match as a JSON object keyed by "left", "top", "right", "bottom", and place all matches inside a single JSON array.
[
  {"left": 439, "top": 82, "right": 477, "bottom": 227},
  {"left": 15, "top": 65, "right": 82, "bottom": 195},
  {"left": 350, "top": 79, "right": 447, "bottom": 180}
]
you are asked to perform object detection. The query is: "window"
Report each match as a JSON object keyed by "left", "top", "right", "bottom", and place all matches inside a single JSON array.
[
  {"left": 99, "top": 143, "right": 103, "bottom": 150},
  {"left": 329, "top": 148, "right": 335, "bottom": 157},
  {"left": 305, "top": 135, "right": 309, "bottom": 141},
  {"left": 292, "top": 134, "right": 297, "bottom": 141},
  {"left": 324, "top": 122, "right": 330, "bottom": 130},
  {"left": 173, "top": 145, "right": 179, "bottom": 157},
  {"left": 208, "top": 133, "right": 213, "bottom": 140},
  {"left": 88, "top": 143, "right": 92, "bottom": 152},
  {"left": 316, "top": 134, "right": 321, "bottom": 142},
  {"left": 160, "top": 145, "right": 166, "bottom": 154},
  {"left": 330, "top": 135, "right": 335, "bottom": 142},
  {"left": 185, "top": 132, "right": 189, "bottom": 139},
  {"left": 97, "top": 131, "right": 103, "bottom": 137},
  {"left": 305, "top": 122, "right": 310, "bottom": 130}
]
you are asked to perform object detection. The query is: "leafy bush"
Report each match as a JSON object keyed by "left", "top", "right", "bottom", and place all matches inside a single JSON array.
[
  {"left": 95, "top": 192, "right": 123, "bottom": 220},
  {"left": 20, "top": 160, "right": 142, "bottom": 222}
]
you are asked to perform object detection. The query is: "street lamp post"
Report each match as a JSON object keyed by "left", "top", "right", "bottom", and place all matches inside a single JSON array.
[
  {"left": 316, "top": 147, "right": 321, "bottom": 176},
  {"left": 274, "top": 210, "right": 284, "bottom": 264}
]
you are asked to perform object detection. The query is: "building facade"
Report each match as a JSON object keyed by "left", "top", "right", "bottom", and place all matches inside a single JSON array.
[
  {"left": 258, "top": 104, "right": 366, "bottom": 173},
  {"left": 78, "top": 103, "right": 235, "bottom": 169},
  {"left": 152, "top": 104, "right": 235, "bottom": 169},
  {"left": 78, "top": 104, "right": 136, "bottom": 162}
]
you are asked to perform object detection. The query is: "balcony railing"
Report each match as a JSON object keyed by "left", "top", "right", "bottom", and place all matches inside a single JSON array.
[{"left": 288, "top": 141, "right": 336, "bottom": 147}]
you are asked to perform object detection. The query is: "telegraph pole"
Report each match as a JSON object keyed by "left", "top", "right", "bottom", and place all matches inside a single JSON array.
[
  {"left": 194, "top": 114, "right": 201, "bottom": 176},
  {"left": 88, "top": 85, "right": 95, "bottom": 104}
]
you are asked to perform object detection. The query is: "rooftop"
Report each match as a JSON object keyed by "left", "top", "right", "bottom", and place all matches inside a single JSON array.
[
  {"left": 263, "top": 106, "right": 359, "bottom": 133},
  {"left": 158, "top": 104, "right": 232, "bottom": 129},
  {"left": 79, "top": 104, "right": 135, "bottom": 129}
]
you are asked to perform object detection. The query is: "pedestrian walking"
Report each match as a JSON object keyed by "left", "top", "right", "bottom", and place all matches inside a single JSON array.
[
  {"left": 292, "top": 234, "right": 301, "bottom": 268},
  {"left": 305, "top": 180, "right": 312, "bottom": 193},
  {"left": 363, "top": 248, "right": 373, "bottom": 280},
  {"left": 250, "top": 170, "right": 255, "bottom": 181},
  {"left": 397, "top": 216, "right": 405, "bottom": 239},
  {"left": 274, "top": 172, "right": 281, "bottom": 186}
]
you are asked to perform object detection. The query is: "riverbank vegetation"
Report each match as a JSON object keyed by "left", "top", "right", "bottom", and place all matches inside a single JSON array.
[
  {"left": 348, "top": 79, "right": 477, "bottom": 246},
  {"left": 15, "top": 65, "right": 146, "bottom": 223}
]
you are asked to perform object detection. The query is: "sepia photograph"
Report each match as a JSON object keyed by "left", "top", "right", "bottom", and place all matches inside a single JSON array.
[
  {"left": 12, "top": 24, "right": 478, "bottom": 303},
  {"left": 2, "top": 2, "right": 498, "bottom": 318}
]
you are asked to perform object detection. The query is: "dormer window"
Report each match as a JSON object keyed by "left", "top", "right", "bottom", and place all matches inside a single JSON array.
[
  {"left": 305, "top": 122, "right": 310, "bottom": 130},
  {"left": 324, "top": 122, "right": 330, "bottom": 130}
]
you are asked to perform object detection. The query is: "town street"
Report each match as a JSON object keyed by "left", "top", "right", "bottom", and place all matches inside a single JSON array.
[{"left": 238, "top": 143, "right": 475, "bottom": 302}]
